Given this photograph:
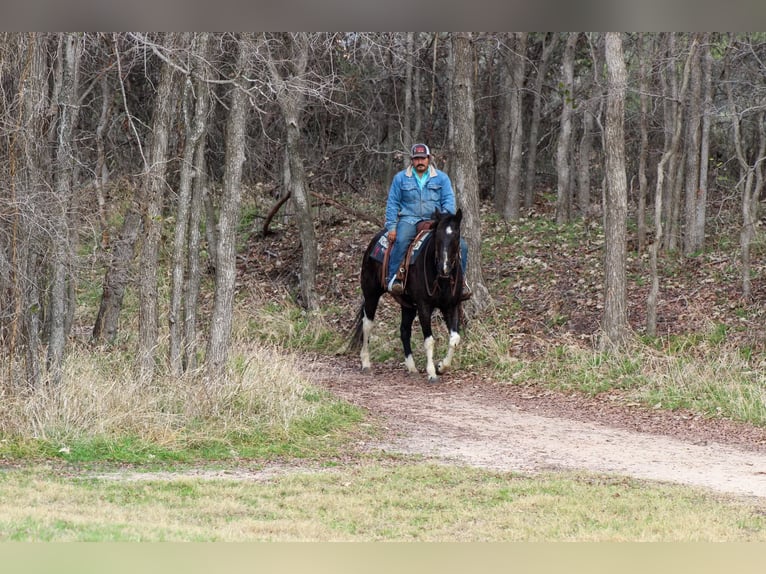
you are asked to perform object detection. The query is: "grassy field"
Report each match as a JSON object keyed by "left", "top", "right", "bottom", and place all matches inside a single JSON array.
[
  {"left": 4, "top": 193, "right": 766, "bottom": 541},
  {"left": 2, "top": 462, "right": 766, "bottom": 541}
]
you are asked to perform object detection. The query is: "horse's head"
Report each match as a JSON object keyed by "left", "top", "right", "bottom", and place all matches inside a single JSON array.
[{"left": 431, "top": 208, "right": 462, "bottom": 278}]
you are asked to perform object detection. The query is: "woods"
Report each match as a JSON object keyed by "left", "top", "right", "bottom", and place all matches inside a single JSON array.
[{"left": 2, "top": 32, "right": 766, "bottom": 387}]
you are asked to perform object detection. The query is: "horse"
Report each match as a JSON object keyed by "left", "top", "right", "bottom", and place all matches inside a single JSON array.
[{"left": 349, "top": 209, "right": 465, "bottom": 383}]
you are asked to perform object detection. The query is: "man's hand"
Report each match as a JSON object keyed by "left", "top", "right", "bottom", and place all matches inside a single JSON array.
[{"left": 387, "top": 230, "right": 397, "bottom": 242}]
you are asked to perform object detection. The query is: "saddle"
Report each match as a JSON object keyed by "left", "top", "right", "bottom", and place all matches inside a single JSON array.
[{"left": 380, "top": 220, "right": 434, "bottom": 290}]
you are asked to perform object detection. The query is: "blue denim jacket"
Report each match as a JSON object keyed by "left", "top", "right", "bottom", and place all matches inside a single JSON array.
[{"left": 385, "top": 164, "right": 457, "bottom": 232}]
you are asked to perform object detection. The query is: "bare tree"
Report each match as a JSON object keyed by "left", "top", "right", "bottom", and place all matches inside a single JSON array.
[
  {"left": 136, "top": 33, "right": 181, "bottom": 382},
  {"left": 555, "top": 32, "right": 578, "bottom": 225},
  {"left": 205, "top": 34, "right": 251, "bottom": 384},
  {"left": 524, "top": 33, "right": 559, "bottom": 210},
  {"left": 636, "top": 33, "right": 651, "bottom": 254},
  {"left": 47, "top": 32, "right": 83, "bottom": 385},
  {"left": 724, "top": 37, "right": 766, "bottom": 299},
  {"left": 682, "top": 33, "right": 705, "bottom": 256},
  {"left": 449, "top": 32, "right": 489, "bottom": 313},
  {"left": 4, "top": 33, "right": 49, "bottom": 388},
  {"left": 265, "top": 33, "right": 319, "bottom": 311},
  {"left": 496, "top": 32, "right": 528, "bottom": 221},
  {"left": 647, "top": 37, "right": 697, "bottom": 336},
  {"left": 169, "top": 33, "right": 211, "bottom": 375},
  {"left": 602, "top": 32, "right": 630, "bottom": 349},
  {"left": 577, "top": 33, "right": 603, "bottom": 218}
]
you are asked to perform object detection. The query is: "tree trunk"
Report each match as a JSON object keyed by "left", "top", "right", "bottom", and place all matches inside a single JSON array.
[
  {"left": 647, "top": 37, "right": 697, "bottom": 336},
  {"left": 524, "top": 33, "right": 559, "bottom": 210},
  {"left": 602, "top": 32, "right": 630, "bottom": 350},
  {"left": 170, "top": 32, "right": 210, "bottom": 375},
  {"left": 6, "top": 33, "right": 49, "bottom": 389},
  {"left": 725, "top": 52, "right": 766, "bottom": 300},
  {"left": 267, "top": 33, "right": 319, "bottom": 311},
  {"left": 205, "top": 35, "right": 250, "bottom": 385},
  {"left": 683, "top": 33, "right": 704, "bottom": 256},
  {"left": 47, "top": 32, "right": 83, "bottom": 385},
  {"left": 493, "top": 34, "right": 512, "bottom": 213},
  {"left": 555, "top": 32, "right": 578, "bottom": 225},
  {"left": 577, "top": 34, "right": 602, "bottom": 219},
  {"left": 637, "top": 33, "right": 651, "bottom": 254},
  {"left": 137, "top": 32, "right": 181, "bottom": 382},
  {"left": 403, "top": 32, "right": 414, "bottom": 150},
  {"left": 450, "top": 32, "right": 489, "bottom": 313},
  {"left": 501, "top": 32, "right": 527, "bottom": 221}
]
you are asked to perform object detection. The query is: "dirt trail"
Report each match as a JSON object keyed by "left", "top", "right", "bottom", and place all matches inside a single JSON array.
[{"left": 312, "top": 356, "right": 766, "bottom": 499}]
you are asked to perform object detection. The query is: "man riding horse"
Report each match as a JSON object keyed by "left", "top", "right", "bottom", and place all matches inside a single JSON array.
[{"left": 385, "top": 143, "right": 471, "bottom": 299}]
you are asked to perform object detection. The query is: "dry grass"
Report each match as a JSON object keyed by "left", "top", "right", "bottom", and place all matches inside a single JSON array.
[{"left": 0, "top": 341, "right": 324, "bottom": 447}]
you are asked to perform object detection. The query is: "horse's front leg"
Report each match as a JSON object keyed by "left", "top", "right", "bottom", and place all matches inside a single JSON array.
[
  {"left": 417, "top": 305, "right": 438, "bottom": 383},
  {"left": 436, "top": 306, "right": 461, "bottom": 375},
  {"left": 400, "top": 306, "right": 418, "bottom": 374}
]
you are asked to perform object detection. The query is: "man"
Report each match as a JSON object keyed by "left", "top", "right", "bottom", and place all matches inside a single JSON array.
[{"left": 385, "top": 143, "right": 471, "bottom": 298}]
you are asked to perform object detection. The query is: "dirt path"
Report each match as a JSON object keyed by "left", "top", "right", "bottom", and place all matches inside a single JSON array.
[{"left": 311, "top": 355, "right": 766, "bottom": 499}]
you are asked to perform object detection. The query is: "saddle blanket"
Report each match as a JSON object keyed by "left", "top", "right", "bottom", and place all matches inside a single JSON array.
[{"left": 370, "top": 229, "right": 431, "bottom": 265}]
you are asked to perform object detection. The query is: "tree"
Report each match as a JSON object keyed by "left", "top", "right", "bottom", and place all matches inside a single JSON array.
[
  {"left": 169, "top": 32, "right": 212, "bottom": 375},
  {"left": 555, "top": 32, "right": 578, "bottom": 224},
  {"left": 523, "top": 33, "right": 559, "bottom": 210},
  {"left": 47, "top": 32, "right": 84, "bottom": 385},
  {"left": 205, "top": 34, "right": 252, "bottom": 384},
  {"left": 4, "top": 33, "right": 49, "bottom": 388},
  {"left": 136, "top": 33, "right": 182, "bottom": 382},
  {"left": 264, "top": 33, "right": 320, "bottom": 311},
  {"left": 602, "top": 32, "right": 630, "bottom": 349},
  {"left": 449, "top": 32, "right": 489, "bottom": 313},
  {"left": 647, "top": 37, "right": 697, "bottom": 336},
  {"left": 495, "top": 32, "right": 528, "bottom": 221},
  {"left": 682, "top": 33, "right": 707, "bottom": 256},
  {"left": 724, "top": 36, "right": 766, "bottom": 300}
]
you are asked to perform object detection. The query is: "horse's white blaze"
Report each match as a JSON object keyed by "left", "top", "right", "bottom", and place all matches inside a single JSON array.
[
  {"left": 360, "top": 315, "right": 374, "bottom": 369},
  {"left": 440, "top": 225, "right": 454, "bottom": 275},
  {"left": 404, "top": 354, "right": 417, "bottom": 373},
  {"left": 424, "top": 336, "right": 436, "bottom": 378}
]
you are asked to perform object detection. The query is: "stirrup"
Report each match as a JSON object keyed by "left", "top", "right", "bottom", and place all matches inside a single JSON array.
[{"left": 388, "top": 277, "right": 404, "bottom": 295}]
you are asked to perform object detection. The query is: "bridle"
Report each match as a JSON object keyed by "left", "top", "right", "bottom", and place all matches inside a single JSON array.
[{"left": 424, "top": 217, "right": 460, "bottom": 297}]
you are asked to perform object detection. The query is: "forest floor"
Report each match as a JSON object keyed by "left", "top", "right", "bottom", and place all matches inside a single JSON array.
[{"left": 236, "top": 194, "right": 766, "bottom": 500}]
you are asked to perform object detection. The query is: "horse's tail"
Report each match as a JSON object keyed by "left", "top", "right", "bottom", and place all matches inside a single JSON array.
[{"left": 346, "top": 301, "right": 365, "bottom": 353}]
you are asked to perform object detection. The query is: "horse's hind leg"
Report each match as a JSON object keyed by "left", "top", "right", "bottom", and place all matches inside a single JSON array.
[
  {"left": 400, "top": 306, "right": 419, "bottom": 374},
  {"left": 360, "top": 293, "right": 381, "bottom": 372}
]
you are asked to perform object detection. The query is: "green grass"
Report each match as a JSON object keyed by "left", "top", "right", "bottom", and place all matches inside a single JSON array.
[{"left": 1, "top": 462, "right": 764, "bottom": 541}]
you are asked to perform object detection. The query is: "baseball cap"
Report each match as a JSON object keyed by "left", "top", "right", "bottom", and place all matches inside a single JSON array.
[{"left": 410, "top": 143, "right": 430, "bottom": 158}]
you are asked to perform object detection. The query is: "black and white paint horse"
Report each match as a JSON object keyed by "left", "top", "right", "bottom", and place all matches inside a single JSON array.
[{"left": 350, "top": 209, "right": 465, "bottom": 383}]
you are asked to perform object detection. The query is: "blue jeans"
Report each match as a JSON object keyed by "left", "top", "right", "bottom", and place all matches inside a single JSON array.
[{"left": 387, "top": 220, "right": 468, "bottom": 283}]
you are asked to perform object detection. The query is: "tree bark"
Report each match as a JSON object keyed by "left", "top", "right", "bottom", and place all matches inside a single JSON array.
[
  {"left": 170, "top": 32, "right": 210, "bottom": 375},
  {"left": 502, "top": 32, "right": 527, "bottom": 221},
  {"left": 6, "top": 33, "right": 49, "bottom": 389},
  {"left": 683, "top": 33, "right": 704, "bottom": 256},
  {"left": 266, "top": 33, "right": 319, "bottom": 311},
  {"left": 524, "top": 33, "right": 558, "bottom": 210},
  {"left": 47, "top": 32, "right": 83, "bottom": 385},
  {"left": 602, "top": 32, "right": 630, "bottom": 349},
  {"left": 555, "top": 32, "right": 578, "bottom": 225},
  {"left": 637, "top": 33, "right": 651, "bottom": 254},
  {"left": 450, "top": 32, "right": 489, "bottom": 314},
  {"left": 205, "top": 35, "right": 250, "bottom": 385},
  {"left": 647, "top": 37, "right": 697, "bottom": 336}
]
